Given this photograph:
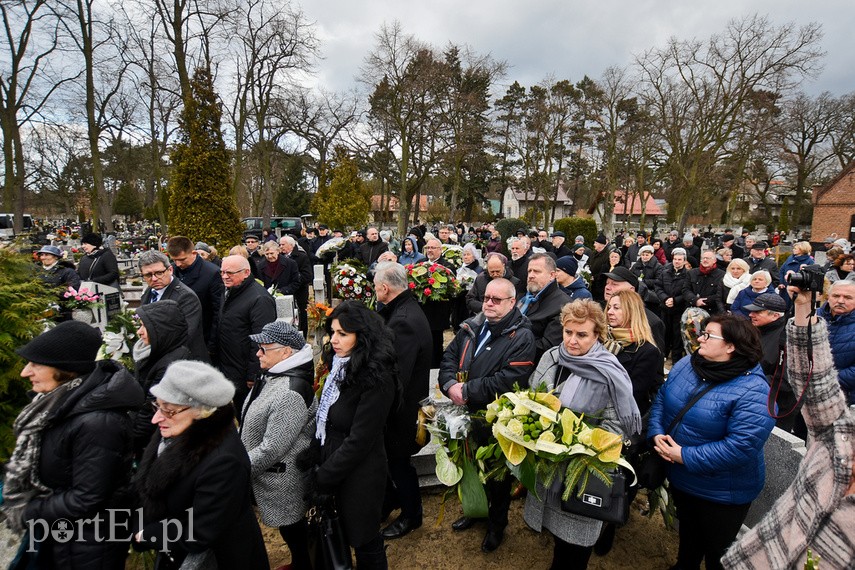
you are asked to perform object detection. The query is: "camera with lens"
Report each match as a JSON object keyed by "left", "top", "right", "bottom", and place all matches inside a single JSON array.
[{"left": 786, "top": 264, "right": 825, "bottom": 292}]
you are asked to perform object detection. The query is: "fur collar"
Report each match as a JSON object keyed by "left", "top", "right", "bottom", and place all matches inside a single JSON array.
[{"left": 135, "top": 406, "right": 235, "bottom": 521}]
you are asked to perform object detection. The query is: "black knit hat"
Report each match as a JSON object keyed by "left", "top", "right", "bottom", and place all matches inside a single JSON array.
[
  {"left": 17, "top": 321, "right": 102, "bottom": 374},
  {"left": 82, "top": 232, "right": 103, "bottom": 248},
  {"left": 595, "top": 234, "right": 608, "bottom": 245}
]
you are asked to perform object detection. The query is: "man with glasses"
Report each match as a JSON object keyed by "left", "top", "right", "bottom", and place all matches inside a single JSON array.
[
  {"left": 216, "top": 255, "right": 276, "bottom": 411},
  {"left": 244, "top": 235, "right": 263, "bottom": 267},
  {"left": 439, "top": 278, "right": 536, "bottom": 553},
  {"left": 138, "top": 250, "right": 208, "bottom": 361},
  {"left": 166, "top": 236, "right": 223, "bottom": 357}
]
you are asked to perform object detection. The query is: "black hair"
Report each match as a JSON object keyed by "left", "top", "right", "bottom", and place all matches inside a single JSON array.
[
  {"left": 323, "top": 300, "right": 398, "bottom": 389},
  {"left": 704, "top": 313, "right": 763, "bottom": 364}
]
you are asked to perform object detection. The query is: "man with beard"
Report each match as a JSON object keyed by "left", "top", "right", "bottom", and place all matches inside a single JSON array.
[
  {"left": 509, "top": 237, "right": 533, "bottom": 283},
  {"left": 517, "top": 253, "right": 571, "bottom": 361}
]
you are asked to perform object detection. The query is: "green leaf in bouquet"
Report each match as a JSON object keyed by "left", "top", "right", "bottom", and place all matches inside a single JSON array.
[
  {"left": 458, "top": 456, "right": 488, "bottom": 518},
  {"left": 475, "top": 444, "right": 496, "bottom": 462},
  {"left": 435, "top": 273, "right": 447, "bottom": 283},
  {"left": 509, "top": 452, "right": 539, "bottom": 498},
  {"left": 411, "top": 266, "right": 427, "bottom": 277},
  {"left": 435, "top": 446, "right": 463, "bottom": 486}
]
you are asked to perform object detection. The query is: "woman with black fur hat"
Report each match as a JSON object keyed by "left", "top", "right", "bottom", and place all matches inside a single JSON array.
[
  {"left": 132, "top": 360, "right": 269, "bottom": 569},
  {"left": 2, "top": 321, "right": 145, "bottom": 569},
  {"left": 77, "top": 232, "right": 120, "bottom": 291}
]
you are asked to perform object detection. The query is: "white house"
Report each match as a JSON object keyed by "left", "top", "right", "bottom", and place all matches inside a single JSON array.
[{"left": 502, "top": 182, "right": 574, "bottom": 220}]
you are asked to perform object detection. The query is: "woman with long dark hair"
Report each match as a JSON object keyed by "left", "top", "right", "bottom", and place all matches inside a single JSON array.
[
  {"left": 310, "top": 300, "right": 398, "bottom": 569},
  {"left": 648, "top": 314, "right": 776, "bottom": 570}
]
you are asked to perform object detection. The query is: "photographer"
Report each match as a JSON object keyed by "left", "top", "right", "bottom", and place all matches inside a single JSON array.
[
  {"left": 816, "top": 279, "right": 855, "bottom": 405},
  {"left": 722, "top": 285, "right": 855, "bottom": 569}
]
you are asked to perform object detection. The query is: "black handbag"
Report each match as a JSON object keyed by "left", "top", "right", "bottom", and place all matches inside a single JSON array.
[
  {"left": 560, "top": 468, "right": 630, "bottom": 525},
  {"left": 637, "top": 382, "right": 716, "bottom": 490},
  {"left": 307, "top": 502, "right": 353, "bottom": 570}
]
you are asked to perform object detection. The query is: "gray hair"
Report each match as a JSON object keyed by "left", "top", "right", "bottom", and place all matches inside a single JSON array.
[
  {"left": 138, "top": 250, "right": 170, "bottom": 270},
  {"left": 753, "top": 270, "right": 772, "bottom": 286},
  {"left": 261, "top": 241, "right": 279, "bottom": 252},
  {"left": 529, "top": 252, "right": 556, "bottom": 271},
  {"left": 374, "top": 262, "right": 408, "bottom": 291},
  {"left": 830, "top": 279, "right": 855, "bottom": 294},
  {"left": 279, "top": 235, "right": 296, "bottom": 246}
]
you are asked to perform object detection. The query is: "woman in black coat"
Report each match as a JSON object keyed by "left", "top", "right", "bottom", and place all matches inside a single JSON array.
[
  {"left": 133, "top": 360, "right": 268, "bottom": 570},
  {"left": 3, "top": 321, "right": 144, "bottom": 569},
  {"left": 311, "top": 300, "right": 397, "bottom": 569},
  {"left": 77, "top": 233, "right": 120, "bottom": 291},
  {"left": 131, "top": 300, "right": 191, "bottom": 457}
]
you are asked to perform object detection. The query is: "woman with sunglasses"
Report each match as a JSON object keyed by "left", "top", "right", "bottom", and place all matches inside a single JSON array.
[
  {"left": 130, "top": 300, "right": 191, "bottom": 459},
  {"left": 3, "top": 321, "right": 143, "bottom": 569},
  {"left": 133, "top": 360, "right": 269, "bottom": 569},
  {"left": 648, "top": 314, "right": 775, "bottom": 570}
]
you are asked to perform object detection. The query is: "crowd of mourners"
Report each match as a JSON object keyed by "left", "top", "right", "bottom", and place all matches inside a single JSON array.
[{"left": 2, "top": 220, "right": 855, "bottom": 570}]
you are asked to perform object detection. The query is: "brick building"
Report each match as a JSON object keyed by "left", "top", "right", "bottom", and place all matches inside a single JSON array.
[{"left": 811, "top": 161, "right": 855, "bottom": 243}]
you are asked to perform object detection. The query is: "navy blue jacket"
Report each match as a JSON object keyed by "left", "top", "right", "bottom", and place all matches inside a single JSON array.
[
  {"left": 173, "top": 254, "right": 223, "bottom": 348},
  {"left": 817, "top": 302, "right": 855, "bottom": 404}
]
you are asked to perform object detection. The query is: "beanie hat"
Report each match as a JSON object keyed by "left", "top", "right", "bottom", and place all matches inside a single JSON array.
[
  {"left": 556, "top": 256, "right": 579, "bottom": 276},
  {"left": 17, "top": 321, "right": 102, "bottom": 374},
  {"left": 595, "top": 234, "right": 608, "bottom": 245},
  {"left": 150, "top": 360, "right": 235, "bottom": 408},
  {"left": 194, "top": 242, "right": 211, "bottom": 253},
  {"left": 82, "top": 233, "right": 103, "bottom": 248},
  {"left": 249, "top": 320, "right": 306, "bottom": 350},
  {"left": 639, "top": 245, "right": 654, "bottom": 255}
]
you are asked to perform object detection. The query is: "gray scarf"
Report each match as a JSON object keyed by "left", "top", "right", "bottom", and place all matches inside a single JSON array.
[
  {"left": 2, "top": 383, "right": 73, "bottom": 533},
  {"left": 556, "top": 342, "right": 642, "bottom": 436},
  {"left": 315, "top": 355, "right": 349, "bottom": 445}
]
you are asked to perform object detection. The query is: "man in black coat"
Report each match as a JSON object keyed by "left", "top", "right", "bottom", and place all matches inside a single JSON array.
[
  {"left": 747, "top": 241, "right": 780, "bottom": 287},
  {"left": 215, "top": 255, "right": 277, "bottom": 411},
  {"left": 374, "top": 262, "right": 433, "bottom": 540},
  {"left": 682, "top": 250, "right": 726, "bottom": 315},
  {"left": 508, "top": 237, "right": 533, "bottom": 283},
  {"left": 655, "top": 248, "right": 690, "bottom": 361},
  {"left": 279, "top": 235, "right": 313, "bottom": 337},
  {"left": 356, "top": 227, "right": 389, "bottom": 266},
  {"left": 420, "top": 238, "right": 453, "bottom": 367},
  {"left": 167, "top": 236, "right": 224, "bottom": 356},
  {"left": 588, "top": 234, "right": 614, "bottom": 301},
  {"left": 138, "top": 251, "right": 208, "bottom": 362},
  {"left": 517, "top": 253, "right": 571, "bottom": 361},
  {"left": 440, "top": 278, "right": 536, "bottom": 554},
  {"left": 466, "top": 253, "right": 522, "bottom": 313},
  {"left": 550, "top": 231, "right": 573, "bottom": 258},
  {"left": 720, "top": 233, "right": 744, "bottom": 260}
]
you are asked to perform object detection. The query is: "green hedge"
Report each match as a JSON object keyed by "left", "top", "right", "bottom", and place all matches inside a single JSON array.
[
  {"left": 554, "top": 217, "right": 598, "bottom": 248},
  {"left": 495, "top": 218, "right": 528, "bottom": 244}
]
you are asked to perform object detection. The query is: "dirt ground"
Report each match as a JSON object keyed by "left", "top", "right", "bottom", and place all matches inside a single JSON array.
[{"left": 262, "top": 489, "right": 679, "bottom": 569}]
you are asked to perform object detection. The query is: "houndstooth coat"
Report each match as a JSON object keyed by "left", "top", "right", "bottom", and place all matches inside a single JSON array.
[
  {"left": 722, "top": 320, "right": 855, "bottom": 569},
  {"left": 240, "top": 349, "right": 318, "bottom": 527}
]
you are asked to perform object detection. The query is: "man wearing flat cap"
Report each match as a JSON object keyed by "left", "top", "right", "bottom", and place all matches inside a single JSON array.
[
  {"left": 747, "top": 242, "right": 780, "bottom": 287},
  {"left": 550, "top": 232, "right": 572, "bottom": 258},
  {"left": 744, "top": 293, "right": 801, "bottom": 435}
]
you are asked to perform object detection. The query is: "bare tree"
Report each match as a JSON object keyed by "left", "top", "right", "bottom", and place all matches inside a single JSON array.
[
  {"left": 637, "top": 14, "right": 823, "bottom": 228},
  {"left": 227, "top": 0, "right": 317, "bottom": 226},
  {"left": 0, "top": 0, "right": 73, "bottom": 232}
]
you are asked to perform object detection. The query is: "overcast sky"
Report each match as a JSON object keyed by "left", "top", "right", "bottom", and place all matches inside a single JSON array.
[{"left": 300, "top": 0, "right": 853, "bottom": 98}]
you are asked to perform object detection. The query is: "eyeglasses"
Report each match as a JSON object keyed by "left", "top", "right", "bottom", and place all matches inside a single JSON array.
[
  {"left": 141, "top": 268, "right": 169, "bottom": 280},
  {"left": 151, "top": 402, "right": 191, "bottom": 419},
  {"left": 483, "top": 295, "right": 513, "bottom": 305},
  {"left": 699, "top": 331, "right": 725, "bottom": 341},
  {"left": 220, "top": 269, "right": 247, "bottom": 276},
  {"left": 258, "top": 345, "right": 287, "bottom": 355},
  {"left": 424, "top": 246, "right": 440, "bottom": 250}
]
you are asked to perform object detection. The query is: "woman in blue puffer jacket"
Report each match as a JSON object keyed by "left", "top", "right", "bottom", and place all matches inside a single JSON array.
[
  {"left": 398, "top": 235, "right": 425, "bottom": 265},
  {"left": 648, "top": 314, "right": 775, "bottom": 570}
]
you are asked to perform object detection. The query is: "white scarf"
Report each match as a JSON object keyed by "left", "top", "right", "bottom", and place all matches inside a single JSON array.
[
  {"left": 724, "top": 272, "right": 752, "bottom": 304},
  {"left": 315, "top": 355, "right": 350, "bottom": 445}
]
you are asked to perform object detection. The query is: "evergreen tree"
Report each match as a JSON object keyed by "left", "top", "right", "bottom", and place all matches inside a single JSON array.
[
  {"left": 113, "top": 183, "right": 144, "bottom": 218},
  {"left": 311, "top": 150, "right": 371, "bottom": 230},
  {"left": 274, "top": 154, "right": 312, "bottom": 217},
  {"left": 168, "top": 67, "right": 243, "bottom": 247}
]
